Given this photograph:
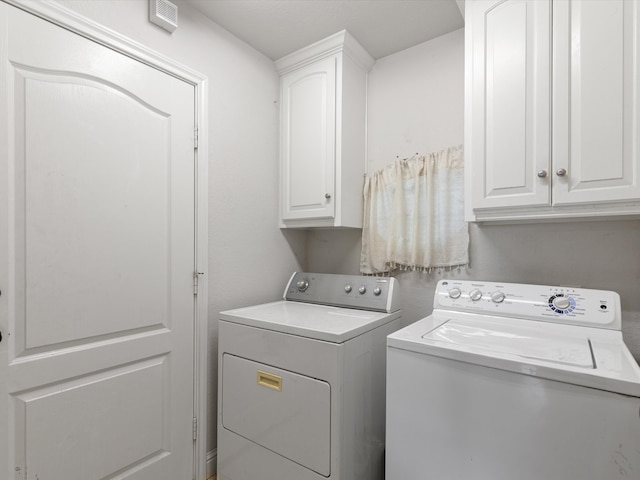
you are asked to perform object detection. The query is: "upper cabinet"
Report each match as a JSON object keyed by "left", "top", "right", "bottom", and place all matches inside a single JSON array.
[
  {"left": 465, "top": 0, "right": 640, "bottom": 222},
  {"left": 276, "top": 31, "right": 374, "bottom": 228}
]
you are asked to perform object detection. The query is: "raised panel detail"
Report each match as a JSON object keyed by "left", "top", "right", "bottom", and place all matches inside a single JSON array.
[
  {"left": 12, "top": 356, "right": 169, "bottom": 480},
  {"left": 570, "top": 0, "right": 624, "bottom": 183},
  {"left": 485, "top": 1, "right": 528, "bottom": 192},
  {"left": 12, "top": 68, "right": 171, "bottom": 355},
  {"left": 281, "top": 56, "right": 336, "bottom": 222},
  {"left": 289, "top": 73, "right": 330, "bottom": 211},
  {"left": 553, "top": 0, "right": 640, "bottom": 205}
]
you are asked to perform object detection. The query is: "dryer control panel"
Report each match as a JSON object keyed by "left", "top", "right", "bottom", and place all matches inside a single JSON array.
[
  {"left": 434, "top": 280, "right": 621, "bottom": 330},
  {"left": 285, "top": 272, "right": 400, "bottom": 313}
]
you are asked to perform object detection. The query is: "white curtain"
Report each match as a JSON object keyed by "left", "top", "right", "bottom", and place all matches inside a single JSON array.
[{"left": 360, "top": 145, "right": 469, "bottom": 275}]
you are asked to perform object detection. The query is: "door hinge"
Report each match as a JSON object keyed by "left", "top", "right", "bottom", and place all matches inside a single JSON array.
[
  {"left": 192, "top": 417, "right": 198, "bottom": 441},
  {"left": 193, "top": 271, "right": 204, "bottom": 296},
  {"left": 194, "top": 128, "right": 199, "bottom": 150}
]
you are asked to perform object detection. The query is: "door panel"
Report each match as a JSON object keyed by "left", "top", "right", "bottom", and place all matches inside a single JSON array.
[
  {"left": 15, "top": 357, "right": 167, "bottom": 480},
  {"left": 469, "top": 0, "right": 551, "bottom": 210},
  {"left": 16, "top": 68, "right": 171, "bottom": 353},
  {"left": 553, "top": 0, "right": 640, "bottom": 205},
  {"left": 281, "top": 56, "right": 336, "bottom": 221},
  {"left": 0, "top": 4, "right": 195, "bottom": 479}
]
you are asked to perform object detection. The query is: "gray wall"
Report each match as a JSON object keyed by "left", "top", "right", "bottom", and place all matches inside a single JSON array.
[
  {"left": 309, "top": 222, "right": 640, "bottom": 362},
  {"left": 309, "top": 29, "right": 640, "bottom": 362}
]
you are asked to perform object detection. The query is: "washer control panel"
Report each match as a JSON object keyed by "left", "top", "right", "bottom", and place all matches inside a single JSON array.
[
  {"left": 285, "top": 272, "right": 400, "bottom": 313},
  {"left": 434, "top": 280, "right": 621, "bottom": 330}
]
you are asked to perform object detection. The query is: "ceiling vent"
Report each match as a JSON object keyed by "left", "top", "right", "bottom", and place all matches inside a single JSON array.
[{"left": 149, "top": 0, "right": 178, "bottom": 33}]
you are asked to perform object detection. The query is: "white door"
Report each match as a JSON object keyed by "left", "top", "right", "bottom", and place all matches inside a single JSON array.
[
  {"left": 280, "top": 56, "right": 336, "bottom": 221},
  {"left": 0, "top": 4, "right": 196, "bottom": 480}
]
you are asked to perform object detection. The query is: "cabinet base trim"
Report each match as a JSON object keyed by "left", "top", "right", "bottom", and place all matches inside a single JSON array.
[{"left": 469, "top": 202, "right": 640, "bottom": 223}]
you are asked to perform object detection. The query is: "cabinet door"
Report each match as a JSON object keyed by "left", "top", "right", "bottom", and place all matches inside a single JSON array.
[
  {"left": 280, "top": 56, "right": 336, "bottom": 221},
  {"left": 552, "top": 0, "right": 640, "bottom": 205},
  {"left": 467, "top": 0, "right": 551, "bottom": 210}
]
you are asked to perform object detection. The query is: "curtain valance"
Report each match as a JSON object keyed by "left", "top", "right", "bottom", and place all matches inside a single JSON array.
[{"left": 360, "top": 145, "right": 469, "bottom": 275}]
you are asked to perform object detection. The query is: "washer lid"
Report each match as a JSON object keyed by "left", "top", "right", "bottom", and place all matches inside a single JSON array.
[
  {"left": 220, "top": 300, "right": 400, "bottom": 343},
  {"left": 387, "top": 312, "right": 640, "bottom": 397},
  {"left": 422, "top": 317, "right": 595, "bottom": 368}
]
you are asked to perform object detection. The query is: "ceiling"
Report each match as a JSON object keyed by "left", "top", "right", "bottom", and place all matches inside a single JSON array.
[{"left": 183, "top": 0, "right": 465, "bottom": 61}]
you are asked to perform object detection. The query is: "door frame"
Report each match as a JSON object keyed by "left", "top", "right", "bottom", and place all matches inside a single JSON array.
[{"left": 2, "top": 0, "right": 210, "bottom": 478}]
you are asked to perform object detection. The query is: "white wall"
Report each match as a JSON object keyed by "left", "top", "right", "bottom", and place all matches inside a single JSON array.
[
  {"left": 50, "top": 0, "right": 307, "bottom": 458},
  {"left": 367, "top": 29, "right": 464, "bottom": 173},
  {"left": 308, "top": 28, "right": 640, "bottom": 362}
]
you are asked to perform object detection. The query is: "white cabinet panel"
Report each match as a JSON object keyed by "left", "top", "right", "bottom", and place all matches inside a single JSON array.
[
  {"left": 277, "top": 31, "right": 373, "bottom": 228},
  {"left": 281, "top": 56, "right": 336, "bottom": 221},
  {"left": 468, "top": 0, "right": 551, "bottom": 210},
  {"left": 553, "top": 0, "right": 640, "bottom": 205},
  {"left": 466, "top": 0, "right": 640, "bottom": 222}
]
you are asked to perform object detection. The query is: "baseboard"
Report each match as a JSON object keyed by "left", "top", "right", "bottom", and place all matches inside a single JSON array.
[{"left": 207, "top": 448, "right": 217, "bottom": 479}]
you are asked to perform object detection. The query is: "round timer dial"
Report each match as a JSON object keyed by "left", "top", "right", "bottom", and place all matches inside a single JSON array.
[{"left": 548, "top": 294, "right": 576, "bottom": 314}]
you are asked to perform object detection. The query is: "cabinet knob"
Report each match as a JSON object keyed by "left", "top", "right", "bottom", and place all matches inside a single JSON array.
[
  {"left": 556, "top": 168, "right": 567, "bottom": 177},
  {"left": 537, "top": 170, "right": 548, "bottom": 178},
  {"left": 325, "top": 193, "right": 331, "bottom": 199}
]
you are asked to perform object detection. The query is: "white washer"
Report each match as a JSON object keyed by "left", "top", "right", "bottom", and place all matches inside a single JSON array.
[
  {"left": 386, "top": 279, "right": 640, "bottom": 480},
  {"left": 218, "top": 272, "right": 402, "bottom": 480}
]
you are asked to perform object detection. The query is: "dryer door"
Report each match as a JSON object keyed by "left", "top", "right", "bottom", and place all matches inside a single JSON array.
[{"left": 221, "top": 354, "right": 331, "bottom": 476}]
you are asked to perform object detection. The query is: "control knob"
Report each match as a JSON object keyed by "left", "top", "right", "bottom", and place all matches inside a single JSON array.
[
  {"left": 553, "top": 296, "right": 571, "bottom": 310},
  {"left": 469, "top": 289, "right": 483, "bottom": 301},
  {"left": 491, "top": 291, "right": 505, "bottom": 303},
  {"left": 358, "top": 286, "right": 367, "bottom": 294},
  {"left": 373, "top": 287, "right": 382, "bottom": 296},
  {"left": 344, "top": 285, "right": 352, "bottom": 293},
  {"left": 448, "top": 287, "right": 462, "bottom": 299},
  {"left": 296, "top": 280, "right": 309, "bottom": 292}
]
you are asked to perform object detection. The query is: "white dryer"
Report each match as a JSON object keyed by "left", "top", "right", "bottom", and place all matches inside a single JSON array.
[
  {"left": 386, "top": 279, "right": 640, "bottom": 480},
  {"left": 218, "top": 272, "right": 402, "bottom": 480}
]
